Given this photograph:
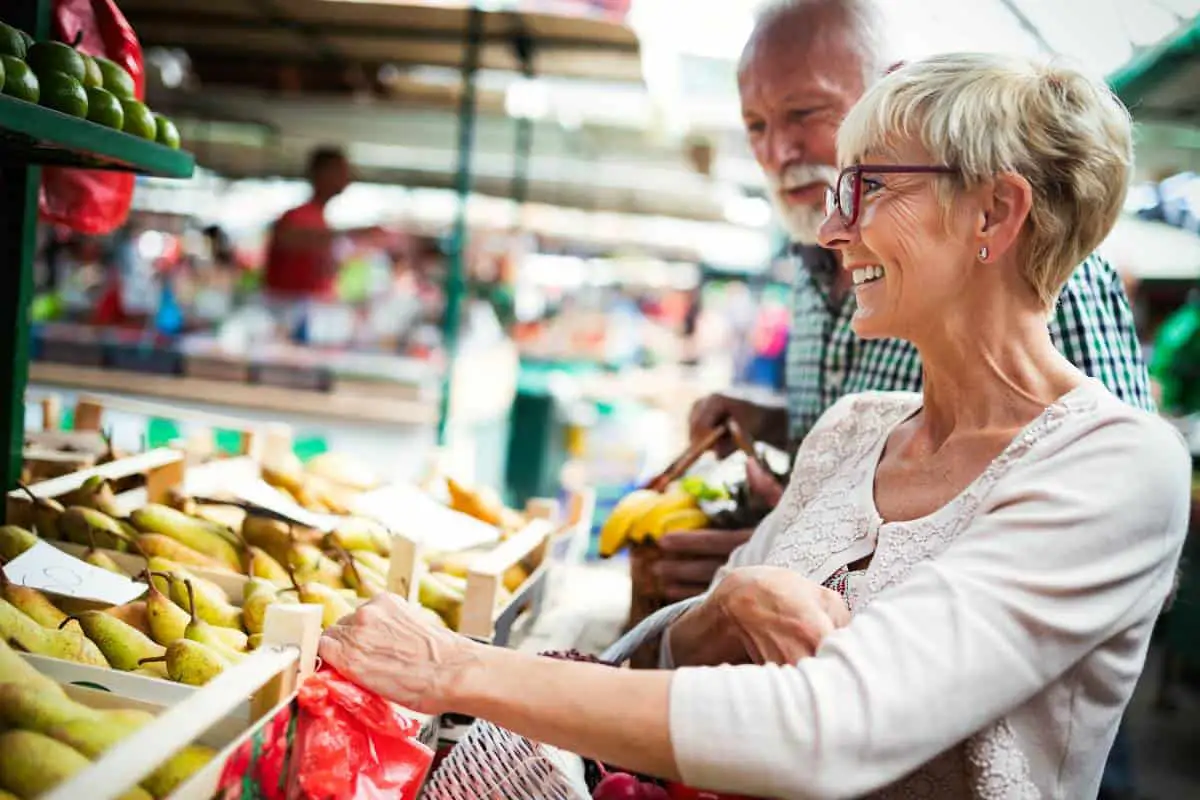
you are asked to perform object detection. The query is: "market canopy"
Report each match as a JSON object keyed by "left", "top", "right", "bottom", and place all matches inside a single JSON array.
[{"left": 1109, "top": 13, "right": 1200, "bottom": 127}]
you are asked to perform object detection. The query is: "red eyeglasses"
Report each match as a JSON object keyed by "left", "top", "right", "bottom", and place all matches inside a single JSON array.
[{"left": 825, "top": 165, "right": 956, "bottom": 227}]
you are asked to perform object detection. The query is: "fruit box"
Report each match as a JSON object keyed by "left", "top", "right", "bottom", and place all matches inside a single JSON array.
[
  {"left": 391, "top": 519, "right": 554, "bottom": 647},
  {"left": 37, "top": 603, "right": 326, "bottom": 800}
]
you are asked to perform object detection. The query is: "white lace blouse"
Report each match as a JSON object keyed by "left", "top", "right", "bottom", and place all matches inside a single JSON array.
[{"left": 667, "top": 383, "right": 1191, "bottom": 800}]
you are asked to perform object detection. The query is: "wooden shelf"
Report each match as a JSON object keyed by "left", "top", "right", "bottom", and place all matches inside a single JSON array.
[{"left": 0, "top": 95, "right": 195, "bottom": 178}]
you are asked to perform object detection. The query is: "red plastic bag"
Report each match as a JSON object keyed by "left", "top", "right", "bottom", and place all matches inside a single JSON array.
[
  {"left": 295, "top": 667, "right": 433, "bottom": 800},
  {"left": 38, "top": 0, "right": 145, "bottom": 235}
]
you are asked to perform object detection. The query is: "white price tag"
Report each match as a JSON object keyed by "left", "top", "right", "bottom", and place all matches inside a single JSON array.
[
  {"left": 5, "top": 542, "right": 146, "bottom": 606},
  {"left": 352, "top": 483, "right": 501, "bottom": 552}
]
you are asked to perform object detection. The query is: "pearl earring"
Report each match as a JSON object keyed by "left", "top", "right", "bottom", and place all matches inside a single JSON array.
[{"left": 978, "top": 246, "right": 989, "bottom": 262}]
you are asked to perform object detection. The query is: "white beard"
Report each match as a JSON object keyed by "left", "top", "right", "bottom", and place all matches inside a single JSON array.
[{"left": 766, "top": 163, "right": 841, "bottom": 245}]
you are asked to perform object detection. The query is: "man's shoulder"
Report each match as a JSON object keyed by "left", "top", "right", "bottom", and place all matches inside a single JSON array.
[
  {"left": 278, "top": 202, "right": 327, "bottom": 228},
  {"left": 1059, "top": 251, "right": 1122, "bottom": 296}
]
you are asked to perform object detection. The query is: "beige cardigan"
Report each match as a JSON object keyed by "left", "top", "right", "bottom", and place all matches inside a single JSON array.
[{"left": 666, "top": 384, "right": 1190, "bottom": 800}]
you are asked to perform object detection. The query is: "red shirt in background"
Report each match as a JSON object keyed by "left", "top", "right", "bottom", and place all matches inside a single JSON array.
[{"left": 264, "top": 201, "right": 335, "bottom": 299}]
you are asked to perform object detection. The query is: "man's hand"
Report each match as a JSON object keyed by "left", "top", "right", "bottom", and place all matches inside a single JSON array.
[
  {"left": 689, "top": 391, "right": 789, "bottom": 457},
  {"left": 713, "top": 566, "right": 851, "bottom": 664},
  {"left": 654, "top": 528, "right": 754, "bottom": 602}
]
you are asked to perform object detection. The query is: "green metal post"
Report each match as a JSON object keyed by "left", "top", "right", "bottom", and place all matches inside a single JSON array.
[
  {"left": 511, "top": 30, "right": 536, "bottom": 210},
  {"left": 435, "top": 4, "right": 485, "bottom": 445},
  {"left": 0, "top": 0, "right": 50, "bottom": 509}
]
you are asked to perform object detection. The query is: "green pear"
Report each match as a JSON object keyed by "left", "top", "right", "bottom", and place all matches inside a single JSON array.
[
  {"left": 165, "top": 567, "right": 241, "bottom": 630},
  {"left": 241, "top": 578, "right": 282, "bottom": 636},
  {"left": 136, "top": 533, "right": 233, "bottom": 572},
  {"left": 0, "top": 682, "right": 104, "bottom": 731},
  {"left": 129, "top": 504, "right": 242, "bottom": 571},
  {"left": 0, "top": 598, "right": 109, "bottom": 667},
  {"left": 61, "top": 612, "right": 166, "bottom": 676},
  {"left": 0, "top": 639, "right": 66, "bottom": 698},
  {"left": 143, "top": 573, "right": 246, "bottom": 651},
  {"left": 0, "top": 526, "right": 37, "bottom": 562},
  {"left": 59, "top": 506, "right": 129, "bottom": 552},
  {"left": 140, "top": 639, "right": 226, "bottom": 686},
  {"left": 180, "top": 580, "right": 245, "bottom": 662},
  {"left": 297, "top": 580, "right": 357, "bottom": 628},
  {"left": 0, "top": 566, "right": 67, "bottom": 629},
  {"left": 0, "top": 729, "right": 152, "bottom": 800},
  {"left": 245, "top": 546, "right": 290, "bottom": 586},
  {"left": 8, "top": 489, "right": 65, "bottom": 541}
]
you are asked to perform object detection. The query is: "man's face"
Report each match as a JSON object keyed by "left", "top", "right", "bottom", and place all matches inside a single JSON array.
[{"left": 739, "top": 19, "right": 867, "bottom": 243}]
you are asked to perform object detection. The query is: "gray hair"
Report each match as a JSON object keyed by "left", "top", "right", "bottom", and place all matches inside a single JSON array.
[{"left": 741, "top": 0, "right": 892, "bottom": 88}]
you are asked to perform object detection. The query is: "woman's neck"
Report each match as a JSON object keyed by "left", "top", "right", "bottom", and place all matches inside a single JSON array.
[{"left": 911, "top": 301, "right": 1083, "bottom": 448}]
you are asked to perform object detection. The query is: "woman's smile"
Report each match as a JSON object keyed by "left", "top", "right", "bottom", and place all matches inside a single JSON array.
[{"left": 851, "top": 265, "right": 885, "bottom": 286}]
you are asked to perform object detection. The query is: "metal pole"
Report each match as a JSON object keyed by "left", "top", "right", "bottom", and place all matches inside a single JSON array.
[
  {"left": 511, "top": 29, "right": 536, "bottom": 212},
  {"left": 0, "top": 0, "right": 49, "bottom": 503},
  {"left": 435, "top": 4, "right": 485, "bottom": 446}
]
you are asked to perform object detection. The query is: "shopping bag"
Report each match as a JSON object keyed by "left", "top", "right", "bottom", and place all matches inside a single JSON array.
[
  {"left": 38, "top": 0, "right": 144, "bottom": 235},
  {"left": 294, "top": 666, "right": 434, "bottom": 800}
]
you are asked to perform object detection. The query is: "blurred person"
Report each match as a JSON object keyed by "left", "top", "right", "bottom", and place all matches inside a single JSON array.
[
  {"left": 262, "top": 146, "right": 385, "bottom": 302},
  {"left": 318, "top": 53, "right": 1190, "bottom": 799}
]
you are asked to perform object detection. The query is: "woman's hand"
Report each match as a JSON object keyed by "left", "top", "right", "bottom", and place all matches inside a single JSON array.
[
  {"left": 714, "top": 566, "right": 851, "bottom": 664},
  {"left": 318, "top": 593, "right": 479, "bottom": 714}
]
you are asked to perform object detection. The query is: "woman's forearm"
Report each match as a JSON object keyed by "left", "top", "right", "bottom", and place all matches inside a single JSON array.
[{"left": 443, "top": 643, "right": 682, "bottom": 781}]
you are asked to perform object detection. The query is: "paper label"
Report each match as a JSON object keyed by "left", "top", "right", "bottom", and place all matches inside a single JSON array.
[
  {"left": 352, "top": 483, "right": 500, "bottom": 552},
  {"left": 4, "top": 541, "right": 146, "bottom": 606}
]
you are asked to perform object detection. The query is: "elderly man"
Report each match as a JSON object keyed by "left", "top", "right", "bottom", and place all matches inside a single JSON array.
[{"left": 649, "top": 1, "right": 1152, "bottom": 797}]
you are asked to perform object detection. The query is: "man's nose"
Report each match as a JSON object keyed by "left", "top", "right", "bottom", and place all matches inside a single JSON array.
[{"left": 767, "top": 128, "right": 804, "bottom": 174}]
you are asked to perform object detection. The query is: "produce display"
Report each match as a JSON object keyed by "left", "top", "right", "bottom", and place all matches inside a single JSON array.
[
  {"left": 0, "top": 19, "right": 180, "bottom": 147},
  {"left": 596, "top": 480, "right": 712, "bottom": 558},
  {"left": 0, "top": 639, "right": 215, "bottom": 799}
]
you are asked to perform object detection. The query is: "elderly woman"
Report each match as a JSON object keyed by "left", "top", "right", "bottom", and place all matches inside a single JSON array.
[{"left": 320, "top": 53, "right": 1191, "bottom": 799}]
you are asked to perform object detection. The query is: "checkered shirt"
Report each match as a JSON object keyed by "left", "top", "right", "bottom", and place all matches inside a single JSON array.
[{"left": 785, "top": 246, "right": 1155, "bottom": 444}]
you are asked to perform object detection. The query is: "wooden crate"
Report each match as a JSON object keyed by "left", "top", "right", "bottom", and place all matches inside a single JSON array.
[
  {"left": 7, "top": 448, "right": 250, "bottom": 599},
  {"left": 390, "top": 520, "right": 554, "bottom": 647},
  {"left": 39, "top": 604, "right": 324, "bottom": 800}
]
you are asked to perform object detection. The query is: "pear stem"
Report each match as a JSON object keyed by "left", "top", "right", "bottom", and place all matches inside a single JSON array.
[
  {"left": 138, "top": 655, "right": 166, "bottom": 666},
  {"left": 83, "top": 524, "right": 98, "bottom": 555},
  {"left": 58, "top": 614, "right": 82, "bottom": 631},
  {"left": 185, "top": 578, "right": 199, "bottom": 624},
  {"left": 330, "top": 541, "right": 362, "bottom": 589},
  {"left": 284, "top": 560, "right": 301, "bottom": 594},
  {"left": 108, "top": 526, "right": 147, "bottom": 560}
]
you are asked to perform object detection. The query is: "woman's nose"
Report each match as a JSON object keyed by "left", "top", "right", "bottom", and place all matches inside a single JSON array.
[{"left": 818, "top": 206, "right": 856, "bottom": 251}]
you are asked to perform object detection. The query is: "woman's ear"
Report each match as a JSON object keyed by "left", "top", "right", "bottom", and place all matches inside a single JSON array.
[{"left": 978, "top": 172, "right": 1033, "bottom": 261}]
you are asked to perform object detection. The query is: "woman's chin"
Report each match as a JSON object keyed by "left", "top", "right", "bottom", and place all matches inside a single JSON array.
[{"left": 850, "top": 310, "right": 893, "bottom": 340}]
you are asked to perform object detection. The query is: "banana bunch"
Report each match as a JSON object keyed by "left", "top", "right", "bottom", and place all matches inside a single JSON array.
[
  {"left": 598, "top": 484, "right": 710, "bottom": 558},
  {"left": 0, "top": 639, "right": 215, "bottom": 799}
]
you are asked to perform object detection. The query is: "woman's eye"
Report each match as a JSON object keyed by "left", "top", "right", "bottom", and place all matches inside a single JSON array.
[{"left": 862, "top": 178, "right": 884, "bottom": 194}]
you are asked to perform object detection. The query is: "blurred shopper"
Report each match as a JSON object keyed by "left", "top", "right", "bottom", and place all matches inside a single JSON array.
[{"left": 263, "top": 146, "right": 385, "bottom": 302}]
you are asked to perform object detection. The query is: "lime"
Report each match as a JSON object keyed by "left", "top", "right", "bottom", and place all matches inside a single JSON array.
[
  {"left": 154, "top": 113, "right": 180, "bottom": 149},
  {"left": 81, "top": 54, "right": 103, "bottom": 89},
  {"left": 0, "top": 22, "right": 27, "bottom": 59},
  {"left": 120, "top": 97, "right": 155, "bottom": 139},
  {"left": 86, "top": 86, "right": 123, "bottom": 129},
  {"left": 19, "top": 31, "right": 33, "bottom": 53},
  {"left": 1, "top": 56, "right": 39, "bottom": 103},
  {"left": 93, "top": 55, "right": 134, "bottom": 99},
  {"left": 39, "top": 71, "right": 87, "bottom": 117},
  {"left": 26, "top": 41, "right": 86, "bottom": 83}
]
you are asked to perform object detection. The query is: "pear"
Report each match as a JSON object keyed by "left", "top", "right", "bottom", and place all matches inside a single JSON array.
[
  {"left": 292, "top": 544, "right": 344, "bottom": 588},
  {"left": 240, "top": 515, "right": 293, "bottom": 565},
  {"left": 47, "top": 711, "right": 215, "bottom": 799},
  {"left": 103, "top": 602, "right": 151, "bottom": 637},
  {"left": 0, "top": 598, "right": 109, "bottom": 667},
  {"left": 59, "top": 506, "right": 129, "bottom": 552},
  {"left": 0, "top": 729, "right": 152, "bottom": 800},
  {"left": 246, "top": 633, "right": 263, "bottom": 650},
  {"left": 129, "top": 504, "right": 242, "bottom": 571},
  {"left": 84, "top": 548, "right": 126, "bottom": 575},
  {"left": 294, "top": 575, "right": 357, "bottom": 628},
  {"left": 66, "top": 476, "right": 124, "bottom": 518},
  {"left": 140, "top": 640, "right": 226, "bottom": 686},
  {"left": 340, "top": 556, "right": 385, "bottom": 599},
  {"left": 0, "top": 566, "right": 68, "bottom": 629},
  {"left": 136, "top": 533, "right": 234, "bottom": 572},
  {"left": 0, "top": 526, "right": 37, "bottom": 562},
  {"left": 181, "top": 580, "right": 246, "bottom": 662},
  {"left": 10, "top": 486, "right": 66, "bottom": 541},
  {"left": 350, "top": 549, "right": 390, "bottom": 576},
  {"left": 418, "top": 572, "right": 465, "bottom": 630},
  {"left": 325, "top": 517, "right": 390, "bottom": 556},
  {"left": 166, "top": 569, "right": 242, "bottom": 630},
  {"left": 143, "top": 572, "right": 247, "bottom": 650},
  {"left": 0, "top": 682, "right": 105, "bottom": 731},
  {"left": 245, "top": 546, "right": 290, "bottom": 586},
  {"left": 62, "top": 612, "right": 166, "bottom": 676},
  {"left": 166, "top": 488, "right": 196, "bottom": 515},
  {"left": 0, "top": 639, "right": 66, "bottom": 698},
  {"left": 240, "top": 579, "right": 283, "bottom": 636}
]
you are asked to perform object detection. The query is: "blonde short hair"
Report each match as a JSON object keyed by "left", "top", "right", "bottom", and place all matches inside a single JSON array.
[{"left": 837, "top": 52, "right": 1133, "bottom": 306}]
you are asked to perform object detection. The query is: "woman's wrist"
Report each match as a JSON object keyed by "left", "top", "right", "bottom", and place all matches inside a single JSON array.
[{"left": 436, "top": 638, "right": 503, "bottom": 715}]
